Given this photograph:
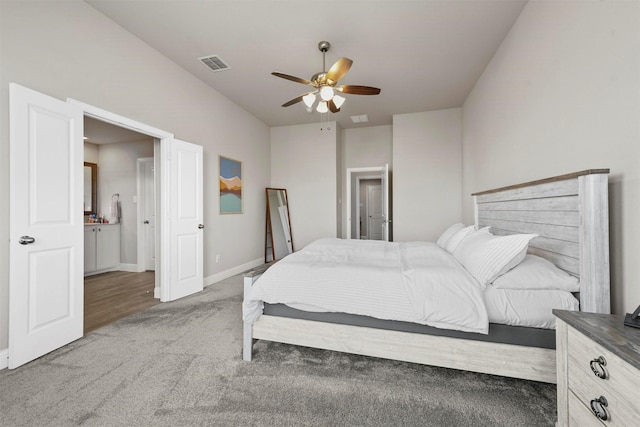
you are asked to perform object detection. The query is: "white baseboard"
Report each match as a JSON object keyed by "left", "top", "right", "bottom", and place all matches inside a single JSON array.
[
  {"left": 119, "top": 263, "right": 144, "bottom": 273},
  {"left": 204, "top": 258, "right": 263, "bottom": 287},
  {"left": 0, "top": 348, "right": 8, "bottom": 370}
]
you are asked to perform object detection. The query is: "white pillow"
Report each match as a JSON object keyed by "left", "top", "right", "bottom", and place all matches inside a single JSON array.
[
  {"left": 491, "top": 255, "right": 580, "bottom": 292},
  {"left": 436, "top": 223, "right": 464, "bottom": 248},
  {"left": 444, "top": 225, "right": 476, "bottom": 253},
  {"left": 453, "top": 230, "right": 537, "bottom": 288}
]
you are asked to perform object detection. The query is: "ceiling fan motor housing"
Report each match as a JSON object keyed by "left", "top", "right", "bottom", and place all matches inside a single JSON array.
[
  {"left": 311, "top": 72, "right": 327, "bottom": 86},
  {"left": 318, "top": 41, "right": 330, "bottom": 52}
]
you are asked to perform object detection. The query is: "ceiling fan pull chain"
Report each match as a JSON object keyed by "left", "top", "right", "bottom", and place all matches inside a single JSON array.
[{"left": 320, "top": 112, "right": 331, "bottom": 131}]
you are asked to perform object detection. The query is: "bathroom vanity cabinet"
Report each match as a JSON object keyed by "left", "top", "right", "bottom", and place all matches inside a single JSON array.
[{"left": 84, "top": 223, "right": 120, "bottom": 275}]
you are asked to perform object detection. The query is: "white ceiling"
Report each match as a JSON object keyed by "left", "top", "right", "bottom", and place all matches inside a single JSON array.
[{"left": 86, "top": 0, "right": 527, "bottom": 130}]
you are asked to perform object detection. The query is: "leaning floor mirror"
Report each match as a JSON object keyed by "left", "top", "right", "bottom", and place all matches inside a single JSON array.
[{"left": 265, "top": 188, "right": 293, "bottom": 263}]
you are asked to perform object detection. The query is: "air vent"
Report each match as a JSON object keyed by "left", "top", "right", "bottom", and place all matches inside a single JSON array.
[
  {"left": 350, "top": 114, "right": 369, "bottom": 123},
  {"left": 198, "top": 55, "right": 231, "bottom": 73}
]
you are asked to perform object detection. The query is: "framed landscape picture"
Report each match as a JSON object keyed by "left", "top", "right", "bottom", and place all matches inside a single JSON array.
[{"left": 219, "top": 155, "right": 242, "bottom": 214}]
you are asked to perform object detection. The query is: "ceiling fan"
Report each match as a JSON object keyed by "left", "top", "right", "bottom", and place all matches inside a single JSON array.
[{"left": 272, "top": 41, "right": 381, "bottom": 113}]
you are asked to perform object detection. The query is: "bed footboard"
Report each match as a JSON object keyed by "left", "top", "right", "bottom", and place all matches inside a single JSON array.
[{"left": 242, "top": 263, "right": 273, "bottom": 361}]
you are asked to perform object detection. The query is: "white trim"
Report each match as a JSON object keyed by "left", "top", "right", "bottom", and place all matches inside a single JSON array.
[
  {"left": 0, "top": 348, "right": 8, "bottom": 370},
  {"left": 159, "top": 141, "right": 171, "bottom": 301},
  {"left": 118, "top": 263, "right": 142, "bottom": 273},
  {"left": 84, "top": 267, "right": 119, "bottom": 277},
  {"left": 153, "top": 141, "right": 161, "bottom": 297},
  {"left": 67, "top": 99, "right": 172, "bottom": 139},
  {"left": 204, "top": 258, "right": 263, "bottom": 287}
]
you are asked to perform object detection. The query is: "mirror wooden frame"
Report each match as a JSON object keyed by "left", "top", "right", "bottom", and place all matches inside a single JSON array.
[
  {"left": 84, "top": 162, "right": 97, "bottom": 216},
  {"left": 265, "top": 188, "right": 293, "bottom": 263}
]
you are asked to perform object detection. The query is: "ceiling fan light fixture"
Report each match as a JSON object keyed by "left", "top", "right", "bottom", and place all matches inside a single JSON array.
[
  {"left": 303, "top": 92, "right": 316, "bottom": 108},
  {"left": 271, "top": 41, "right": 380, "bottom": 115},
  {"left": 317, "top": 101, "right": 329, "bottom": 113},
  {"left": 333, "top": 95, "right": 346, "bottom": 109},
  {"left": 320, "top": 86, "right": 334, "bottom": 101}
]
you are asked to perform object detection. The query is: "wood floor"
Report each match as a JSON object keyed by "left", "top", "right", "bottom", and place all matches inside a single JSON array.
[{"left": 84, "top": 271, "right": 159, "bottom": 333}]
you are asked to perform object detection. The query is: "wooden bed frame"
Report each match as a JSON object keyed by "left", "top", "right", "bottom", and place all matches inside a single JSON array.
[{"left": 242, "top": 170, "right": 610, "bottom": 383}]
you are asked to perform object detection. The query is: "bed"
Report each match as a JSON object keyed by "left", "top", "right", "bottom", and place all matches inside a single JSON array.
[{"left": 242, "top": 170, "right": 610, "bottom": 383}]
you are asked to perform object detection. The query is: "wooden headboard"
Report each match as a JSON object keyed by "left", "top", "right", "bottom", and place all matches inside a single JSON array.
[{"left": 472, "top": 169, "right": 610, "bottom": 314}]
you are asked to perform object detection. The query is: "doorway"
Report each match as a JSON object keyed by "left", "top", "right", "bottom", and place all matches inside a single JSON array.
[
  {"left": 346, "top": 165, "right": 391, "bottom": 241},
  {"left": 83, "top": 116, "right": 157, "bottom": 332}
]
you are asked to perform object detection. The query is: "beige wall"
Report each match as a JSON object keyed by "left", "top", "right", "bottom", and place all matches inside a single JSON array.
[
  {"left": 340, "top": 125, "right": 393, "bottom": 238},
  {"left": 271, "top": 122, "right": 338, "bottom": 249},
  {"left": 342, "top": 126, "right": 393, "bottom": 169},
  {"left": 0, "top": 1, "right": 270, "bottom": 352},
  {"left": 97, "top": 140, "right": 154, "bottom": 265},
  {"left": 84, "top": 142, "right": 100, "bottom": 164},
  {"left": 393, "top": 109, "right": 463, "bottom": 242},
  {"left": 462, "top": 0, "right": 640, "bottom": 314}
]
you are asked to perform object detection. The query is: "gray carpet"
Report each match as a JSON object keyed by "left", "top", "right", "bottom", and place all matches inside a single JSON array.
[{"left": 0, "top": 274, "right": 557, "bottom": 426}]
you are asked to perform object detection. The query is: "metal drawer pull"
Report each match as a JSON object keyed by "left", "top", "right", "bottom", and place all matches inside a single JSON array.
[
  {"left": 590, "top": 396, "right": 609, "bottom": 421},
  {"left": 18, "top": 236, "right": 35, "bottom": 245},
  {"left": 590, "top": 356, "right": 608, "bottom": 379}
]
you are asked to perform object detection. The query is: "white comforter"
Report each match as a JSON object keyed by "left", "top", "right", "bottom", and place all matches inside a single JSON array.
[{"left": 242, "top": 238, "right": 489, "bottom": 334}]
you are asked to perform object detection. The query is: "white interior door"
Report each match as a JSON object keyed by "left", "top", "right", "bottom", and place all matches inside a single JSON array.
[
  {"left": 382, "top": 163, "right": 390, "bottom": 241},
  {"left": 367, "top": 185, "right": 383, "bottom": 240},
  {"left": 167, "top": 139, "right": 203, "bottom": 301},
  {"left": 9, "top": 84, "right": 83, "bottom": 369}
]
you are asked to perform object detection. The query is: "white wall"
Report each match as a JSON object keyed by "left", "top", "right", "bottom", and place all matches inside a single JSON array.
[
  {"left": 393, "top": 109, "right": 463, "bottom": 242},
  {"left": 462, "top": 0, "right": 640, "bottom": 315},
  {"left": 0, "top": 1, "right": 270, "bottom": 352},
  {"left": 271, "top": 122, "right": 338, "bottom": 249},
  {"left": 340, "top": 125, "right": 393, "bottom": 238}
]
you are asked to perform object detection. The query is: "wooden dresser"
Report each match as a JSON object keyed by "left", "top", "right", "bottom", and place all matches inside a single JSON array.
[{"left": 554, "top": 310, "right": 640, "bottom": 426}]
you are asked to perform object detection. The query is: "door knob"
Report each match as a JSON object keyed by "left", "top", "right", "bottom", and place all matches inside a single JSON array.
[
  {"left": 143, "top": 220, "right": 150, "bottom": 224},
  {"left": 18, "top": 236, "right": 35, "bottom": 245},
  {"left": 198, "top": 224, "right": 205, "bottom": 229}
]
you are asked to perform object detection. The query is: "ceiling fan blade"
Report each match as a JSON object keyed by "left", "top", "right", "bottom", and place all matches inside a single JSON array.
[
  {"left": 328, "top": 99, "right": 340, "bottom": 113},
  {"left": 281, "top": 95, "right": 305, "bottom": 107},
  {"left": 272, "top": 72, "right": 313, "bottom": 85},
  {"left": 325, "top": 57, "right": 353, "bottom": 84},
  {"left": 337, "top": 85, "right": 381, "bottom": 95}
]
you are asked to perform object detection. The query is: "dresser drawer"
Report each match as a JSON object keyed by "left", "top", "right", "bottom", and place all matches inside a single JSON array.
[
  {"left": 568, "top": 391, "right": 604, "bottom": 427},
  {"left": 567, "top": 326, "right": 640, "bottom": 426}
]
